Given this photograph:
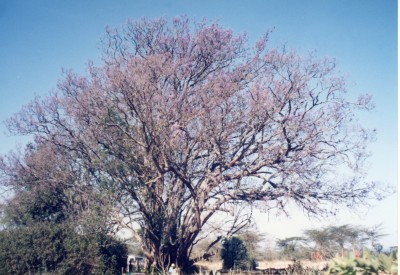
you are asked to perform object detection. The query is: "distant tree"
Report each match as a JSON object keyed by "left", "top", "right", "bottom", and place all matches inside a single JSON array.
[
  {"left": 328, "top": 225, "right": 357, "bottom": 256},
  {"left": 304, "top": 228, "right": 335, "bottom": 259},
  {"left": 3, "top": 16, "right": 380, "bottom": 272},
  {"left": 362, "top": 224, "right": 387, "bottom": 252},
  {"left": 276, "top": 236, "right": 306, "bottom": 260},
  {"left": 238, "top": 229, "right": 266, "bottom": 260},
  {"left": 346, "top": 227, "right": 363, "bottom": 254},
  {"left": 373, "top": 243, "right": 383, "bottom": 254}
]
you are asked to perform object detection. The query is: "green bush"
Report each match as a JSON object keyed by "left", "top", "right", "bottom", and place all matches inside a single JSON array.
[{"left": 0, "top": 223, "right": 128, "bottom": 275}]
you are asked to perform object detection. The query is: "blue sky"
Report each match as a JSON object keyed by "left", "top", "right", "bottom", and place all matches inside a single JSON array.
[{"left": 0, "top": 0, "right": 397, "bottom": 247}]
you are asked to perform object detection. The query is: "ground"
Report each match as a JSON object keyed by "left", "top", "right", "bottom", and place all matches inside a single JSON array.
[{"left": 195, "top": 260, "right": 328, "bottom": 272}]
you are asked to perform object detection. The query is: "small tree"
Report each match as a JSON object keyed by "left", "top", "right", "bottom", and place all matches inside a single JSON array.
[
  {"left": 221, "top": 236, "right": 256, "bottom": 270},
  {"left": 276, "top": 237, "right": 306, "bottom": 260}
]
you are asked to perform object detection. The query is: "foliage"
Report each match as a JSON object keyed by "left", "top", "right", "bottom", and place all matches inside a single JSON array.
[
  {"left": 2, "top": 184, "right": 67, "bottom": 226},
  {"left": 221, "top": 236, "right": 257, "bottom": 270},
  {"left": 327, "top": 225, "right": 358, "bottom": 257},
  {"left": 274, "top": 224, "right": 389, "bottom": 262},
  {"left": 326, "top": 249, "right": 398, "bottom": 274},
  {"left": 0, "top": 222, "right": 128, "bottom": 275},
  {"left": 304, "top": 228, "right": 339, "bottom": 260},
  {"left": 2, "top": 16, "right": 379, "bottom": 272},
  {"left": 276, "top": 236, "right": 307, "bottom": 260},
  {"left": 0, "top": 144, "right": 128, "bottom": 274}
]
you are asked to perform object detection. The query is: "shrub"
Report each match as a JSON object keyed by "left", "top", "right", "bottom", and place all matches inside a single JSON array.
[
  {"left": 0, "top": 223, "right": 128, "bottom": 275},
  {"left": 221, "top": 236, "right": 257, "bottom": 270},
  {"left": 326, "top": 249, "right": 398, "bottom": 274}
]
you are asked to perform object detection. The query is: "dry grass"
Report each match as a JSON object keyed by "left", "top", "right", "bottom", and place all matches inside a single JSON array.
[
  {"left": 195, "top": 260, "right": 222, "bottom": 271},
  {"left": 257, "top": 260, "right": 328, "bottom": 270},
  {"left": 195, "top": 260, "right": 328, "bottom": 271}
]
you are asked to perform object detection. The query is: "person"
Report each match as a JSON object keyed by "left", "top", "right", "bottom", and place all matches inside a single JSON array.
[{"left": 168, "top": 264, "right": 177, "bottom": 275}]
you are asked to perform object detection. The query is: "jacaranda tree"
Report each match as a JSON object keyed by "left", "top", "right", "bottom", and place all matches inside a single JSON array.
[{"left": 2, "top": 17, "right": 380, "bottom": 273}]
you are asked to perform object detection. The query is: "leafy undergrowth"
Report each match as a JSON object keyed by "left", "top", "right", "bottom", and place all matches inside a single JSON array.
[{"left": 326, "top": 250, "right": 398, "bottom": 274}]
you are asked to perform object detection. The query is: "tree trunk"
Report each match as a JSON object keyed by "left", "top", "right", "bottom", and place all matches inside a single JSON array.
[{"left": 176, "top": 254, "right": 197, "bottom": 274}]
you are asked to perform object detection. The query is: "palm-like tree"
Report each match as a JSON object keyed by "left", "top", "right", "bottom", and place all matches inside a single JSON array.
[
  {"left": 362, "top": 224, "right": 387, "bottom": 253},
  {"left": 304, "top": 228, "right": 334, "bottom": 260},
  {"left": 276, "top": 237, "right": 305, "bottom": 260},
  {"left": 328, "top": 225, "right": 357, "bottom": 256}
]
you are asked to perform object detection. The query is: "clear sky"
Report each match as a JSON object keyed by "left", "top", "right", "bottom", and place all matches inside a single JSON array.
[{"left": 0, "top": 0, "right": 397, "bottom": 247}]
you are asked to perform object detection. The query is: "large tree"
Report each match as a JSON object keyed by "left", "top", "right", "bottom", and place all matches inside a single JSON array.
[{"left": 3, "top": 17, "right": 379, "bottom": 273}]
